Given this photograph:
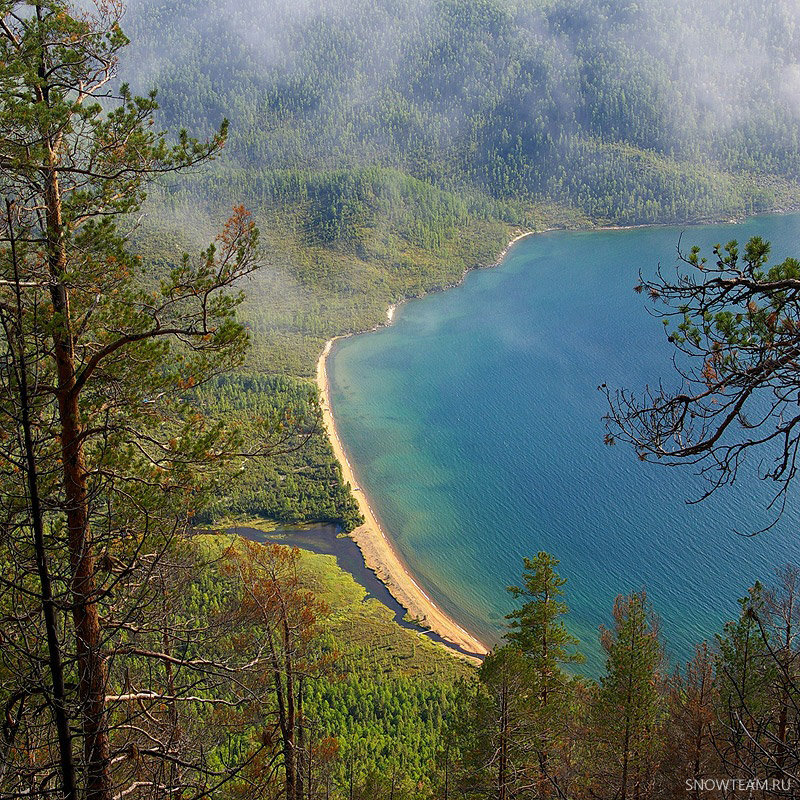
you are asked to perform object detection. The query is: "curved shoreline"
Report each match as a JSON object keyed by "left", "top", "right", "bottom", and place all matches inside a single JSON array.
[
  {"left": 313, "top": 211, "right": 798, "bottom": 664},
  {"left": 491, "top": 229, "right": 537, "bottom": 265},
  {"left": 316, "top": 338, "right": 489, "bottom": 662},
  {"left": 314, "top": 230, "right": 540, "bottom": 663}
]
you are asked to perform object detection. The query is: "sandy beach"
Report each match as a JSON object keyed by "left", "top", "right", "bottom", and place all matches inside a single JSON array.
[
  {"left": 316, "top": 339, "right": 490, "bottom": 662},
  {"left": 491, "top": 229, "right": 536, "bottom": 265}
]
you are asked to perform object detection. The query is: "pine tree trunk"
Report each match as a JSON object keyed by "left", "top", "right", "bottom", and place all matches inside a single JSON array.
[
  {"left": 296, "top": 676, "right": 305, "bottom": 800},
  {"left": 692, "top": 666, "right": 709, "bottom": 799},
  {"left": 620, "top": 646, "right": 634, "bottom": 800},
  {"left": 45, "top": 159, "right": 111, "bottom": 800},
  {"left": 283, "top": 618, "right": 297, "bottom": 800},
  {"left": 776, "top": 585, "right": 794, "bottom": 776},
  {"left": 269, "top": 617, "right": 296, "bottom": 800},
  {"left": 499, "top": 675, "right": 508, "bottom": 800}
]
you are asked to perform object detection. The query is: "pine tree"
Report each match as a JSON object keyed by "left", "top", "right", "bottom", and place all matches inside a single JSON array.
[
  {"left": 459, "top": 647, "right": 536, "bottom": 800},
  {"left": 505, "top": 552, "right": 583, "bottom": 796},
  {"left": 0, "top": 3, "right": 270, "bottom": 797},
  {"left": 589, "top": 591, "right": 665, "bottom": 800},
  {"left": 658, "top": 643, "right": 720, "bottom": 799},
  {"left": 505, "top": 552, "right": 583, "bottom": 705},
  {"left": 762, "top": 567, "right": 800, "bottom": 784},
  {"left": 713, "top": 580, "right": 795, "bottom": 788}
]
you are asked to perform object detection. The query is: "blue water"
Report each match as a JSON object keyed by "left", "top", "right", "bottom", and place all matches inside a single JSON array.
[{"left": 328, "top": 214, "right": 800, "bottom": 674}]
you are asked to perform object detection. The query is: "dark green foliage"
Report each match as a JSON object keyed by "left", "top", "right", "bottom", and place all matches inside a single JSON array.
[
  {"left": 9, "top": 3, "right": 800, "bottom": 796},
  {"left": 300, "top": 554, "right": 800, "bottom": 799},
  {"left": 207, "top": 538, "right": 472, "bottom": 800},
  {"left": 458, "top": 555, "right": 584, "bottom": 797},
  {"left": 460, "top": 647, "right": 540, "bottom": 798},
  {"left": 505, "top": 552, "right": 584, "bottom": 686},
  {"left": 306, "top": 670, "right": 466, "bottom": 795},
  {"left": 713, "top": 583, "right": 778, "bottom": 774},
  {"left": 118, "top": 0, "right": 800, "bottom": 443},
  {"left": 134, "top": 167, "right": 513, "bottom": 377},
  {"left": 192, "top": 374, "right": 363, "bottom": 530},
  {"left": 457, "top": 563, "right": 800, "bottom": 799}
]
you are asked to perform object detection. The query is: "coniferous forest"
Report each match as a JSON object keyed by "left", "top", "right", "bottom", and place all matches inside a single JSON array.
[{"left": 3, "top": 1, "right": 800, "bottom": 798}]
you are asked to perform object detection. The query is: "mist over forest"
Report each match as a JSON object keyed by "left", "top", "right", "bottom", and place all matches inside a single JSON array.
[
  {"left": 121, "top": 0, "right": 800, "bottom": 217},
  {"left": 110, "top": 0, "right": 800, "bottom": 385}
]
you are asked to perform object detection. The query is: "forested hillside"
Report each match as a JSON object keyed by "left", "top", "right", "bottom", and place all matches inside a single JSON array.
[{"left": 124, "top": 0, "right": 800, "bottom": 227}]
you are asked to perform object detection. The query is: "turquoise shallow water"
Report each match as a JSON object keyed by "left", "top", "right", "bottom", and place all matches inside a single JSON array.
[{"left": 328, "top": 214, "right": 800, "bottom": 674}]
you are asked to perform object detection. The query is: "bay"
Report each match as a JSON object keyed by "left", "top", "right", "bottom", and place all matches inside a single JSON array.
[{"left": 327, "top": 213, "right": 800, "bottom": 673}]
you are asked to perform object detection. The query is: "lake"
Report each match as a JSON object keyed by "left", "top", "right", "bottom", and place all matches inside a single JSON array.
[{"left": 327, "top": 213, "right": 800, "bottom": 673}]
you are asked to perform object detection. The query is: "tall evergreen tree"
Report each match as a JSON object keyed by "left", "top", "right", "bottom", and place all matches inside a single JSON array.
[
  {"left": 762, "top": 567, "right": 800, "bottom": 784},
  {"left": 0, "top": 2, "right": 276, "bottom": 797},
  {"left": 504, "top": 552, "right": 583, "bottom": 796},
  {"left": 461, "top": 647, "right": 536, "bottom": 800},
  {"left": 505, "top": 552, "right": 583, "bottom": 705},
  {"left": 588, "top": 591, "right": 665, "bottom": 800}
]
